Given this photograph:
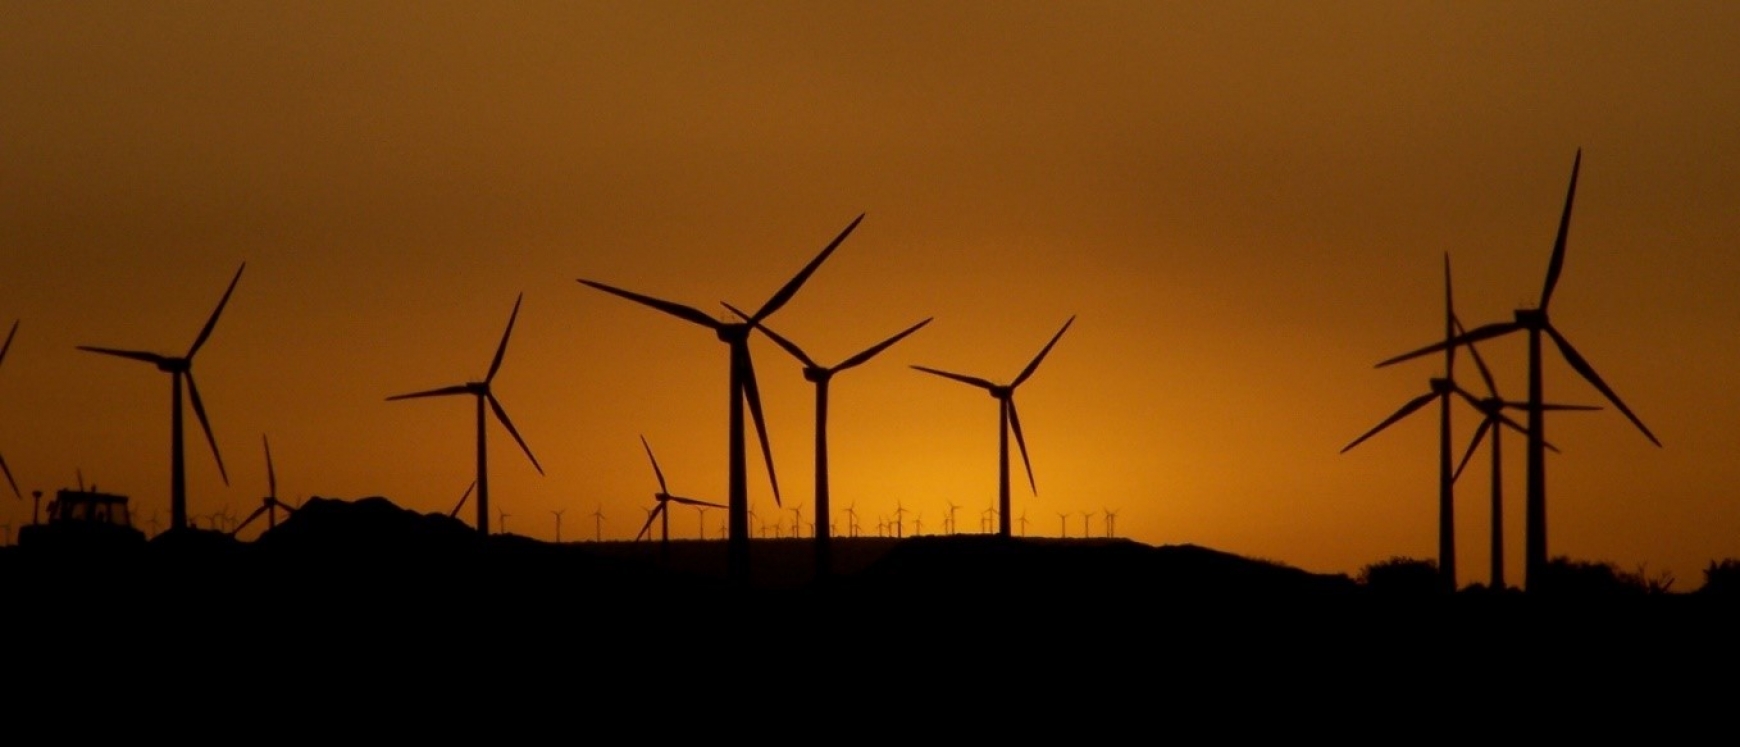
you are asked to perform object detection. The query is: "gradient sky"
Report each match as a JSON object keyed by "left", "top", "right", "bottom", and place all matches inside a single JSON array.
[{"left": 4, "top": 2, "right": 1736, "bottom": 588}]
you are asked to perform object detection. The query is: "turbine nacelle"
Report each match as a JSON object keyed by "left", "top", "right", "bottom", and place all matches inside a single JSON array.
[
  {"left": 715, "top": 323, "right": 752, "bottom": 344},
  {"left": 800, "top": 367, "right": 831, "bottom": 384},
  {"left": 1514, "top": 308, "right": 1548, "bottom": 328},
  {"left": 989, "top": 385, "right": 1013, "bottom": 400},
  {"left": 1428, "top": 377, "right": 1453, "bottom": 395}
]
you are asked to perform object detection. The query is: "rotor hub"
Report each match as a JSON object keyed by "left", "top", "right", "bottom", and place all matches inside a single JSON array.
[
  {"left": 1514, "top": 308, "right": 1547, "bottom": 328},
  {"left": 717, "top": 324, "right": 751, "bottom": 344}
]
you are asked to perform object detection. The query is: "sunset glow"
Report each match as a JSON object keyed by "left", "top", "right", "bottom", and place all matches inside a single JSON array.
[{"left": 4, "top": 3, "right": 1737, "bottom": 588}]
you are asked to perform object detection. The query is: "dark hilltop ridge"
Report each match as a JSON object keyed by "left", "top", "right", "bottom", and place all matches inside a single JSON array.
[{"left": 5, "top": 495, "right": 1735, "bottom": 674}]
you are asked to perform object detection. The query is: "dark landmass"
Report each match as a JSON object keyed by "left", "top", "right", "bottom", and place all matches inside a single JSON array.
[{"left": 4, "top": 495, "right": 1733, "bottom": 692}]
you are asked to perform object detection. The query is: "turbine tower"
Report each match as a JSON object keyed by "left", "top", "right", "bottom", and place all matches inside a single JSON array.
[
  {"left": 388, "top": 293, "right": 544, "bottom": 535},
  {"left": 1378, "top": 150, "right": 1660, "bottom": 591},
  {"left": 912, "top": 316, "right": 1074, "bottom": 538},
  {"left": 728, "top": 308, "right": 929, "bottom": 578},
  {"left": 78, "top": 263, "right": 244, "bottom": 531},
  {"left": 579, "top": 214, "right": 863, "bottom": 583}
]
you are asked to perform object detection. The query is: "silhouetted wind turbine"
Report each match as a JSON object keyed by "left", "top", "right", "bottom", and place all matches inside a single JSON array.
[
  {"left": 1377, "top": 150, "right": 1660, "bottom": 591},
  {"left": 1057, "top": 511, "right": 1068, "bottom": 538},
  {"left": 845, "top": 502, "right": 859, "bottom": 538},
  {"left": 388, "top": 293, "right": 544, "bottom": 536},
  {"left": 580, "top": 214, "right": 864, "bottom": 583},
  {"left": 635, "top": 436, "right": 726, "bottom": 564},
  {"left": 78, "top": 263, "right": 244, "bottom": 531},
  {"left": 552, "top": 509, "right": 565, "bottom": 543},
  {"left": 592, "top": 505, "right": 605, "bottom": 542},
  {"left": 233, "top": 434, "right": 296, "bottom": 538},
  {"left": 945, "top": 500, "right": 961, "bottom": 535},
  {"left": 913, "top": 316, "right": 1074, "bottom": 537},
  {"left": 1103, "top": 508, "right": 1119, "bottom": 538},
  {"left": 1343, "top": 254, "right": 1469, "bottom": 592},
  {"left": 0, "top": 320, "right": 20, "bottom": 500},
  {"left": 727, "top": 308, "right": 930, "bottom": 578}
]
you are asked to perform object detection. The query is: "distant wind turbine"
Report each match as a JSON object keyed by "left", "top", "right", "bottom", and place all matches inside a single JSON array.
[
  {"left": 78, "top": 263, "right": 244, "bottom": 531},
  {"left": 232, "top": 434, "right": 296, "bottom": 538},
  {"left": 552, "top": 509, "right": 565, "bottom": 543},
  {"left": 579, "top": 214, "right": 864, "bottom": 584},
  {"left": 635, "top": 436, "right": 726, "bottom": 564},
  {"left": 388, "top": 293, "right": 544, "bottom": 536},
  {"left": 913, "top": 317, "right": 1074, "bottom": 537},
  {"left": 592, "top": 504, "right": 606, "bottom": 542},
  {"left": 1378, "top": 150, "right": 1660, "bottom": 591}
]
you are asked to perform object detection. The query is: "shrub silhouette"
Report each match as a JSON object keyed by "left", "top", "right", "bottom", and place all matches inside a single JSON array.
[
  {"left": 1534, "top": 556, "right": 1672, "bottom": 597},
  {"left": 1357, "top": 556, "right": 1440, "bottom": 596},
  {"left": 1699, "top": 558, "right": 1740, "bottom": 596}
]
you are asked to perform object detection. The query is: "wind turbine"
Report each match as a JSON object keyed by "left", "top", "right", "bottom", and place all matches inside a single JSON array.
[
  {"left": 913, "top": 316, "right": 1074, "bottom": 538},
  {"left": 579, "top": 213, "right": 864, "bottom": 584},
  {"left": 388, "top": 293, "right": 544, "bottom": 536},
  {"left": 726, "top": 309, "right": 931, "bottom": 578},
  {"left": 787, "top": 501, "right": 805, "bottom": 540},
  {"left": 1342, "top": 254, "right": 1470, "bottom": 592},
  {"left": 1057, "top": 511, "right": 1069, "bottom": 538},
  {"left": 946, "top": 500, "right": 961, "bottom": 535},
  {"left": 1377, "top": 150, "right": 1660, "bottom": 591},
  {"left": 635, "top": 436, "right": 726, "bottom": 564},
  {"left": 592, "top": 505, "right": 605, "bottom": 542},
  {"left": 1103, "top": 508, "right": 1119, "bottom": 538},
  {"left": 1082, "top": 510, "right": 1097, "bottom": 539},
  {"left": 891, "top": 500, "right": 909, "bottom": 538},
  {"left": 0, "top": 320, "right": 20, "bottom": 500},
  {"left": 233, "top": 434, "right": 296, "bottom": 538},
  {"left": 497, "top": 507, "right": 511, "bottom": 536},
  {"left": 845, "top": 502, "right": 859, "bottom": 538},
  {"left": 552, "top": 509, "right": 565, "bottom": 543},
  {"left": 78, "top": 263, "right": 244, "bottom": 531}
]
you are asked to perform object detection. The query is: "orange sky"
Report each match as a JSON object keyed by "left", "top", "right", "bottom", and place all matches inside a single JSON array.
[{"left": 3, "top": 3, "right": 1737, "bottom": 588}]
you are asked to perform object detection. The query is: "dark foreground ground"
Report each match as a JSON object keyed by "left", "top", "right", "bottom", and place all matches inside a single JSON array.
[{"left": 4, "top": 496, "right": 1734, "bottom": 712}]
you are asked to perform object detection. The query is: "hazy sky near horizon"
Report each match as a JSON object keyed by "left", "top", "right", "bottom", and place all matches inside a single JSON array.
[{"left": 3, "top": 2, "right": 1737, "bottom": 586}]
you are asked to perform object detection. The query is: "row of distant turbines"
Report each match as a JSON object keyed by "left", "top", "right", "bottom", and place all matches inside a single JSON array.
[
  {"left": 2, "top": 213, "right": 1079, "bottom": 585},
  {"left": 1341, "top": 150, "right": 1660, "bottom": 593}
]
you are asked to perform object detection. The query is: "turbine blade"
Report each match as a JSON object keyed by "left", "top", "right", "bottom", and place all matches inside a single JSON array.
[
  {"left": 233, "top": 504, "right": 268, "bottom": 536},
  {"left": 189, "top": 263, "right": 246, "bottom": 358},
  {"left": 911, "top": 365, "right": 998, "bottom": 391},
  {"left": 1545, "top": 325, "right": 1660, "bottom": 446},
  {"left": 1007, "top": 399, "right": 1037, "bottom": 495},
  {"left": 0, "top": 320, "right": 16, "bottom": 367},
  {"left": 739, "top": 348, "right": 780, "bottom": 505},
  {"left": 726, "top": 302, "right": 817, "bottom": 368},
  {"left": 751, "top": 213, "right": 864, "bottom": 321},
  {"left": 1012, "top": 316, "right": 1075, "bottom": 388},
  {"left": 487, "top": 293, "right": 523, "bottom": 383},
  {"left": 1443, "top": 253, "right": 1456, "bottom": 378},
  {"left": 834, "top": 318, "right": 933, "bottom": 373},
  {"left": 640, "top": 435, "right": 669, "bottom": 495},
  {"left": 636, "top": 504, "right": 663, "bottom": 541},
  {"left": 386, "top": 384, "right": 473, "bottom": 401},
  {"left": 0, "top": 452, "right": 19, "bottom": 500},
  {"left": 670, "top": 495, "right": 728, "bottom": 509},
  {"left": 1375, "top": 322, "right": 1521, "bottom": 368},
  {"left": 1540, "top": 149, "right": 1581, "bottom": 310},
  {"left": 1340, "top": 391, "right": 1438, "bottom": 453},
  {"left": 578, "top": 280, "right": 722, "bottom": 330},
  {"left": 263, "top": 434, "right": 277, "bottom": 499},
  {"left": 450, "top": 481, "right": 476, "bottom": 519},
  {"left": 1452, "top": 420, "right": 1492, "bottom": 482},
  {"left": 1450, "top": 383, "right": 1487, "bottom": 412},
  {"left": 1459, "top": 316, "right": 1499, "bottom": 397},
  {"left": 77, "top": 346, "right": 172, "bottom": 367},
  {"left": 488, "top": 394, "right": 545, "bottom": 475},
  {"left": 184, "top": 371, "right": 229, "bottom": 485}
]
